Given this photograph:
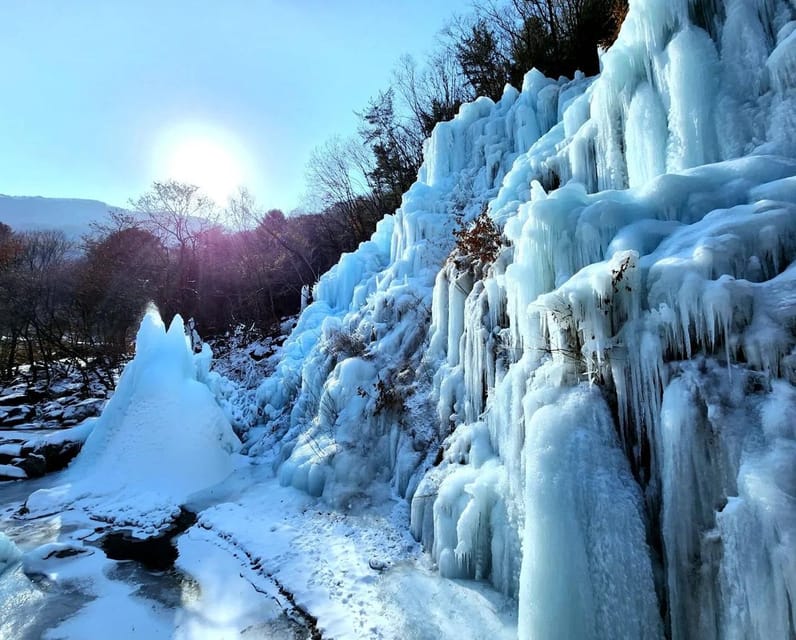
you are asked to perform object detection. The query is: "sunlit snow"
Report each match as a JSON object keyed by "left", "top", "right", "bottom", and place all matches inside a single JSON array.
[{"left": 249, "top": 0, "right": 796, "bottom": 637}]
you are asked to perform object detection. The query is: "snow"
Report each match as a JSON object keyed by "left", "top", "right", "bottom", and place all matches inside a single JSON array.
[
  {"left": 0, "top": 444, "right": 23, "bottom": 457},
  {"left": 241, "top": 0, "right": 796, "bottom": 637},
  {"left": 0, "top": 533, "right": 20, "bottom": 576},
  {"left": 1, "top": 459, "right": 516, "bottom": 639},
  {"left": 27, "top": 540, "right": 174, "bottom": 640},
  {"left": 0, "top": 465, "right": 27, "bottom": 480},
  {"left": 178, "top": 467, "right": 517, "bottom": 640}
]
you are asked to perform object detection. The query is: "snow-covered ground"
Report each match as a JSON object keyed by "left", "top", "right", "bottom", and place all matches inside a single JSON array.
[
  {"left": 240, "top": 0, "right": 796, "bottom": 637},
  {"left": 180, "top": 467, "right": 517, "bottom": 640},
  {"left": 0, "top": 459, "right": 516, "bottom": 639},
  {"left": 0, "top": 308, "right": 515, "bottom": 639}
]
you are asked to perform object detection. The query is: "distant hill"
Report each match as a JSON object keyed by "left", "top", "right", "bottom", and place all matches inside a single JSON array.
[{"left": 0, "top": 195, "right": 118, "bottom": 238}]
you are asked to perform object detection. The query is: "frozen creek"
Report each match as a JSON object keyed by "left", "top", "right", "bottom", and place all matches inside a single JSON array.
[
  {"left": 0, "top": 314, "right": 515, "bottom": 639},
  {"left": 0, "top": 460, "right": 517, "bottom": 639}
]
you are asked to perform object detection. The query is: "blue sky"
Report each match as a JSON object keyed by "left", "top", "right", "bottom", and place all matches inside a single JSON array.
[{"left": 0, "top": 1, "right": 466, "bottom": 210}]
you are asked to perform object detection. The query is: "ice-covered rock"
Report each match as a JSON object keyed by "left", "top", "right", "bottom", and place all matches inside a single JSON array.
[{"left": 0, "top": 533, "right": 21, "bottom": 576}]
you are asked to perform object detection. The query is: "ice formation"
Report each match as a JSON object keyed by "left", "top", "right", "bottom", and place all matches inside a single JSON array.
[
  {"left": 0, "top": 533, "right": 20, "bottom": 577},
  {"left": 247, "top": 0, "right": 796, "bottom": 637},
  {"left": 26, "top": 309, "right": 240, "bottom": 531}
]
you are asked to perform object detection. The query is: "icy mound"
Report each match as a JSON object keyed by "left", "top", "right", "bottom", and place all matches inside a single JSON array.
[
  {"left": 27, "top": 310, "right": 240, "bottom": 532},
  {"left": 422, "top": 154, "right": 796, "bottom": 639},
  {"left": 251, "top": 73, "right": 595, "bottom": 504}
]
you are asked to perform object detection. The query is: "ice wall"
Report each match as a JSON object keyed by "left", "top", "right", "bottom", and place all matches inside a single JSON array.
[
  {"left": 254, "top": 0, "right": 796, "bottom": 637},
  {"left": 251, "top": 76, "right": 587, "bottom": 503}
]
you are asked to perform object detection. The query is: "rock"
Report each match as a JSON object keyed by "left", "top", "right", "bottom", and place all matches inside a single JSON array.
[
  {"left": 22, "top": 542, "right": 93, "bottom": 577},
  {"left": 40, "top": 401, "right": 65, "bottom": 422},
  {"left": 60, "top": 399, "right": 103, "bottom": 425},
  {"left": 0, "top": 392, "right": 29, "bottom": 407},
  {"left": 47, "top": 381, "right": 82, "bottom": 397},
  {"left": 368, "top": 558, "right": 389, "bottom": 572},
  {"left": 0, "top": 405, "right": 35, "bottom": 427},
  {"left": 0, "top": 464, "right": 27, "bottom": 481},
  {"left": 99, "top": 508, "right": 198, "bottom": 571},
  {"left": 0, "top": 442, "right": 23, "bottom": 459},
  {"left": 16, "top": 453, "right": 46, "bottom": 478},
  {"left": 22, "top": 387, "right": 49, "bottom": 403},
  {"left": 32, "top": 441, "right": 82, "bottom": 473}
]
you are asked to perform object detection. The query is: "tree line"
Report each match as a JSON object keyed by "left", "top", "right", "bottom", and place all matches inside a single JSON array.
[
  {"left": 0, "top": 181, "right": 372, "bottom": 385},
  {"left": 306, "top": 0, "right": 627, "bottom": 221}
]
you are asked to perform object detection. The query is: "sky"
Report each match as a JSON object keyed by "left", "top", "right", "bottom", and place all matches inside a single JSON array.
[{"left": 0, "top": 1, "right": 467, "bottom": 211}]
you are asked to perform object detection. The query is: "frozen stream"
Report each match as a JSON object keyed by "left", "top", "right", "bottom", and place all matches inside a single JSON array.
[
  {"left": 0, "top": 462, "right": 517, "bottom": 639},
  {"left": 0, "top": 471, "right": 193, "bottom": 640}
]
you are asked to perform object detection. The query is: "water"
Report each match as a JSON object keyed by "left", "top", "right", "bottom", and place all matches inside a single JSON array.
[
  {"left": 0, "top": 470, "right": 314, "bottom": 640},
  {"left": 0, "top": 475, "right": 190, "bottom": 640}
]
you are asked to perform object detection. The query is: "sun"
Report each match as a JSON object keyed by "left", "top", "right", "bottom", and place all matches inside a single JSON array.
[{"left": 154, "top": 123, "right": 249, "bottom": 204}]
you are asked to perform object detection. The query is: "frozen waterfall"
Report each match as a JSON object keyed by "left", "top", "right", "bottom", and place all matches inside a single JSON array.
[{"left": 251, "top": 0, "right": 796, "bottom": 637}]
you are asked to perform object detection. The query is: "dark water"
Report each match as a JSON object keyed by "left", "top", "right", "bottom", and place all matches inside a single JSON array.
[{"left": 0, "top": 475, "right": 88, "bottom": 639}]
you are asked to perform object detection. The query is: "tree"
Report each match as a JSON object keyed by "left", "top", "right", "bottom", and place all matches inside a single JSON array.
[
  {"left": 0, "top": 231, "right": 73, "bottom": 382},
  {"left": 76, "top": 227, "right": 167, "bottom": 372},
  {"left": 223, "top": 191, "right": 329, "bottom": 329},
  {"left": 451, "top": 0, "right": 628, "bottom": 86},
  {"left": 357, "top": 88, "right": 424, "bottom": 214},
  {"left": 452, "top": 18, "right": 511, "bottom": 100},
  {"left": 130, "top": 179, "right": 217, "bottom": 249},
  {"left": 304, "top": 137, "right": 379, "bottom": 245},
  {"left": 393, "top": 52, "right": 470, "bottom": 139},
  {"left": 129, "top": 180, "right": 219, "bottom": 321}
]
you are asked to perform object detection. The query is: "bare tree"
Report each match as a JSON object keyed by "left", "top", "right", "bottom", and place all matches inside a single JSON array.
[
  {"left": 130, "top": 179, "right": 218, "bottom": 253},
  {"left": 227, "top": 189, "right": 319, "bottom": 282},
  {"left": 393, "top": 50, "right": 470, "bottom": 139},
  {"left": 304, "top": 137, "right": 380, "bottom": 244},
  {"left": 0, "top": 230, "right": 73, "bottom": 383},
  {"left": 129, "top": 180, "right": 219, "bottom": 319}
]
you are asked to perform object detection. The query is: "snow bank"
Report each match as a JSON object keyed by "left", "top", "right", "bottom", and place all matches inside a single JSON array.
[{"left": 26, "top": 309, "right": 240, "bottom": 532}]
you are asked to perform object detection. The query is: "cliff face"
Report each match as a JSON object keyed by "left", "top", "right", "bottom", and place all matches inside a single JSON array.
[{"left": 252, "top": 1, "right": 796, "bottom": 637}]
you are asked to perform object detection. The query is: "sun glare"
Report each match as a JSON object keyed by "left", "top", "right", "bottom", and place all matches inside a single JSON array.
[{"left": 154, "top": 123, "right": 249, "bottom": 204}]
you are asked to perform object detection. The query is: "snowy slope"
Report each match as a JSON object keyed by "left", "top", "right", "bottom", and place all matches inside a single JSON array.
[
  {"left": 0, "top": 195, "right": 115, "bottom": 237},
  {"left": 248, "top": 0, "right": 796, "bottom": 638}
]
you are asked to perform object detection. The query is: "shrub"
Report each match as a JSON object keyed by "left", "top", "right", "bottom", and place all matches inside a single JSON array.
[
  {"left": 323, "top": 327, "right": 369, "bottom": 361},
  {"left": 450, "top": 209, "right": 503, "bottom": 274}
]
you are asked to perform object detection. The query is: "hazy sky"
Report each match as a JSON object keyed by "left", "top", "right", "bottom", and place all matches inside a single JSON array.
[{"left": 0, "top": 1, "right": 466, "bottom": 210}]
